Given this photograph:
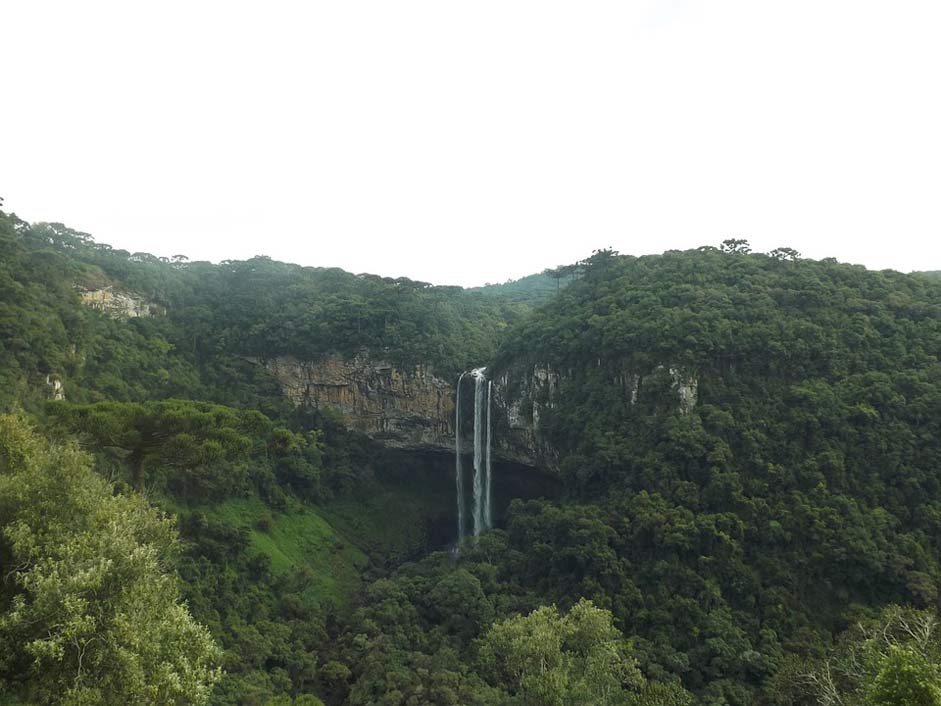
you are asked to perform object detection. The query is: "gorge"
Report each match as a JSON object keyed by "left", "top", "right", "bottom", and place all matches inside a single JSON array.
[{"left": 5, "top": 209, "right": 941, "bottom": 706}]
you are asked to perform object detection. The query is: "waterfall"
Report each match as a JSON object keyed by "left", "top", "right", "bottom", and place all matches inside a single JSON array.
[
  {"left": 455, "top": 372, "right": 466, "bottom": 543},
  {"left": 472, "top": 368, "right": 486, "bottom": 536},
  {"left": 484, "top": 380, "right": 492, "bottom": 530},
  {"left": 455, "top": 367, "right": 494, "bottom": 543}
]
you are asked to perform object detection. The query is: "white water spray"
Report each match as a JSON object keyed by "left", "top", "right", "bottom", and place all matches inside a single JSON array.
[
  {"left": 455, "top": 372, "right": 466, "bottom": 543},
  {"left": 484, "top": 380, "right": 492, "bottom": 530},
  {"left": 472, "top": 368, "right": 486, "bottom": 536},
  {"left": 455, "top": 367, "right": 494, "bottom": 543}
]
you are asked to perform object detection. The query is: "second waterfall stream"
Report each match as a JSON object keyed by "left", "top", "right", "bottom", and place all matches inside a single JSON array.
[{"left": 454, "top": 367, "right": 493, "bottom": 543}]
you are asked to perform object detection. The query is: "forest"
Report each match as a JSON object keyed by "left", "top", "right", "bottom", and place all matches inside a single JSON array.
[{"left": 2, "top": 205, "right": 941, "bottom": 706}]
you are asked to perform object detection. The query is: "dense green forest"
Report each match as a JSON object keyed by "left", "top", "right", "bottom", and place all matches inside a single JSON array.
[
  {"left": 3, "top": 206, "right": 941, "bottom": 706},
  {"left": 0, "top": 211, "right": 536, "bottom": 411}
]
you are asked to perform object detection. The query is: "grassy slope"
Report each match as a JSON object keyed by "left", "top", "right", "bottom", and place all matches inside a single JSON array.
[
  {"left": 174, "top": 497, "right": 368, "bottom": 611},
  {"left": 161, "top": 465, "right": 455, "bottom": 615}
]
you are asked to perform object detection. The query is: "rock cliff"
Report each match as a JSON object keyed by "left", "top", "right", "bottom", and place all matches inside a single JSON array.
[
  {"left": 263, "top": 353, "right": 455, "bottom": 450},
  {"left": 261, "top": 352, "right": 697, "bottom": 469},
  {"left": 493, "top": 360, "right": 699, "bottom": 469},
  {"left": 78, "top": 287, "right": 160, "bottom": 318}
]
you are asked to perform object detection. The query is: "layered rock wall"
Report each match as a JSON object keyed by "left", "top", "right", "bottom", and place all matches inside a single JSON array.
[
  {"left": 494, "top": 360, "right": 699, "bottom": 468},
  {"left": 493, "top": 364, "right": 561, "bottom": 469},
  {"left": 262, "top": 352, "right": 698, "bottom": 468},
  {"left": 263, "top": 353, "right": 454, "bottom": 450},
  {"left": 79, "top": 287, "right": 159, "bottom": 318}
]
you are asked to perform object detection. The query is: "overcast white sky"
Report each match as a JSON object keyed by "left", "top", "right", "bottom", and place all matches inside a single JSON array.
[{"left": 2, "top": 1, "right": 940, "bottom": 286}]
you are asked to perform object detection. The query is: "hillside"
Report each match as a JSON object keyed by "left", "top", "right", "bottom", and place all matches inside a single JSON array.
[
  {"left": 486, "top": 246, "right": 941, "bottom": 700},
  {"left": 3, "top": 210, "right": 941, "bottom": 706},
  {"left": 0, "top": 208, "right": 549, "bottom": 705},
  {"left": 0, "top": 212, "right": 535, "bottom": 412},
  {"left": 469, "top": 270, "right": 569, "bottom": 303}
]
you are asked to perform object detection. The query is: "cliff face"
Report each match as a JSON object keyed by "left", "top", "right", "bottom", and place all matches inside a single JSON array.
[
  {"left": 494, "top": 360, "right": 699, "bottom": 469},
  {"left": 262, "top": 353, "right": 697, "bottom": 469},
  {"left": 264, "top": 354, "right": 455, "bottom": 450},
  {"left": 78, "top": 287, "right": 161, "bottom": 318},
  {"left": 491, "top": 365, "right": 561, "bottom": 469},
  {"left": 262, "top": 353, "right": 550, "bottom": 465}
]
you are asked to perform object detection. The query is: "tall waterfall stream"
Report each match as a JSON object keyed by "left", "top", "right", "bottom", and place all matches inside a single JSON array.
[{"left": 454, "top": 368, "right": 492, "bottom": 543}]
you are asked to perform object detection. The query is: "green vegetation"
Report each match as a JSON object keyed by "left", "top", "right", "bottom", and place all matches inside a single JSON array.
[
  {"left": 0, "top": 415, "right": 221, "bottom": 706},
  {"left": 477, "top": 599, "right": 648, "bottom": 705},
  {"left": 0, "top": 212, "right": 533, "bottom": 413},
  {"left": 470, "top": 270, "right": 569, "bottom": 303},
  {"left": 312, "top": 242, "right": 941, "bottom": 705},
  {"left": 4, "top": 202, "right": 941, "bottom": 706},
  {"left": 794, "top": 605, "right": 941, "bottom": 705},
  {"left": 189, "top": 497, "right": 367, "bottom": 609},
  {"left": 318, "top": 452, "right": 461, "bottom": 566},
  {"left": 481, "top": 243, "right": 941, "bottom": 703},
  {"left": 47, "top": 399, "right": 268, "bottom": 492}
]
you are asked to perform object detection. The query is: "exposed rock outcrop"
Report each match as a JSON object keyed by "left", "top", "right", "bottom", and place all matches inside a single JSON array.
[
  {"left": 45, "top": 374, "right": 65, "bottom": 401},
  {"left": 263, "top": 353, "right": 454, "bottom": 450},
  {"left": 670, "top": 367, "right": 699, "bottom": 416},
  {"left": 79, "top": 287, "right": 160, "bottom": 318},
  {"left": 494, "top": 360, "right": 700, "bottom": 469},
  {"left": 493, "top": 364, "right": 561, "bottom": 469},
  {"left": 261, "top": 352, "right": 698, "bottom": 469}
]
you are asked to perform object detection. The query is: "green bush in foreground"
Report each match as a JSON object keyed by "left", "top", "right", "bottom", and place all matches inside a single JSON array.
[{"left": 0, "top": 414, "right": 222, "bottom": 706}]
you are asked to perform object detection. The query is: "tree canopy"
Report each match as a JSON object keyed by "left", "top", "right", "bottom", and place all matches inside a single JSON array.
[
  {"left": 0, "top": 414, "right": 222, "bottom": 705},
  {"left": 3, "top": 204, "right": 941, "bottom": 705}
]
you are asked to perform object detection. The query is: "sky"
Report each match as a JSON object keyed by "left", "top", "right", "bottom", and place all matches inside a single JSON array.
[{"left": 2, "top": 1, "right": 940, "bottom": 286}]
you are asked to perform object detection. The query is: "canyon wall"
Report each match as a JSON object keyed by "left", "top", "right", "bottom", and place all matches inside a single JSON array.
[
  {"left": 263, "top": 353, "right": 455, "bottom": 451},
  {"left": 262, "top": 352, "right": 698, "bottom": 471}
]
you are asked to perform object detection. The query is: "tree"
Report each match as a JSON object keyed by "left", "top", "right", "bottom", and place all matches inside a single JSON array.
[
  {"left": 866, "top": 645, "right": 941, "bottom": 706},
  {"left": 543, "top": 266, "right": 567, "bottom": 293},
  {"left": 720, "top": 238, "right": 751, "bottom": 254},
  {"left": 477, "top": 598, "right": 645, "bottom": 706},
  {"left": 427, "top": 569, "right": 494, "bottom": 640},
  {"left": 0, "top": 414, "right": 222, "bottom": 705},
  {"left": 801, "top": 606, "right": 941, "bottom": 706},
  {"left": 769, "top": 247, "right": 801, "bottom": 261},
  {"left": 47, "top": 399, "right": 265, "bottom": 493},
  {"left": 581, "top": 248, "right": 620, "bottom": 277}
]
